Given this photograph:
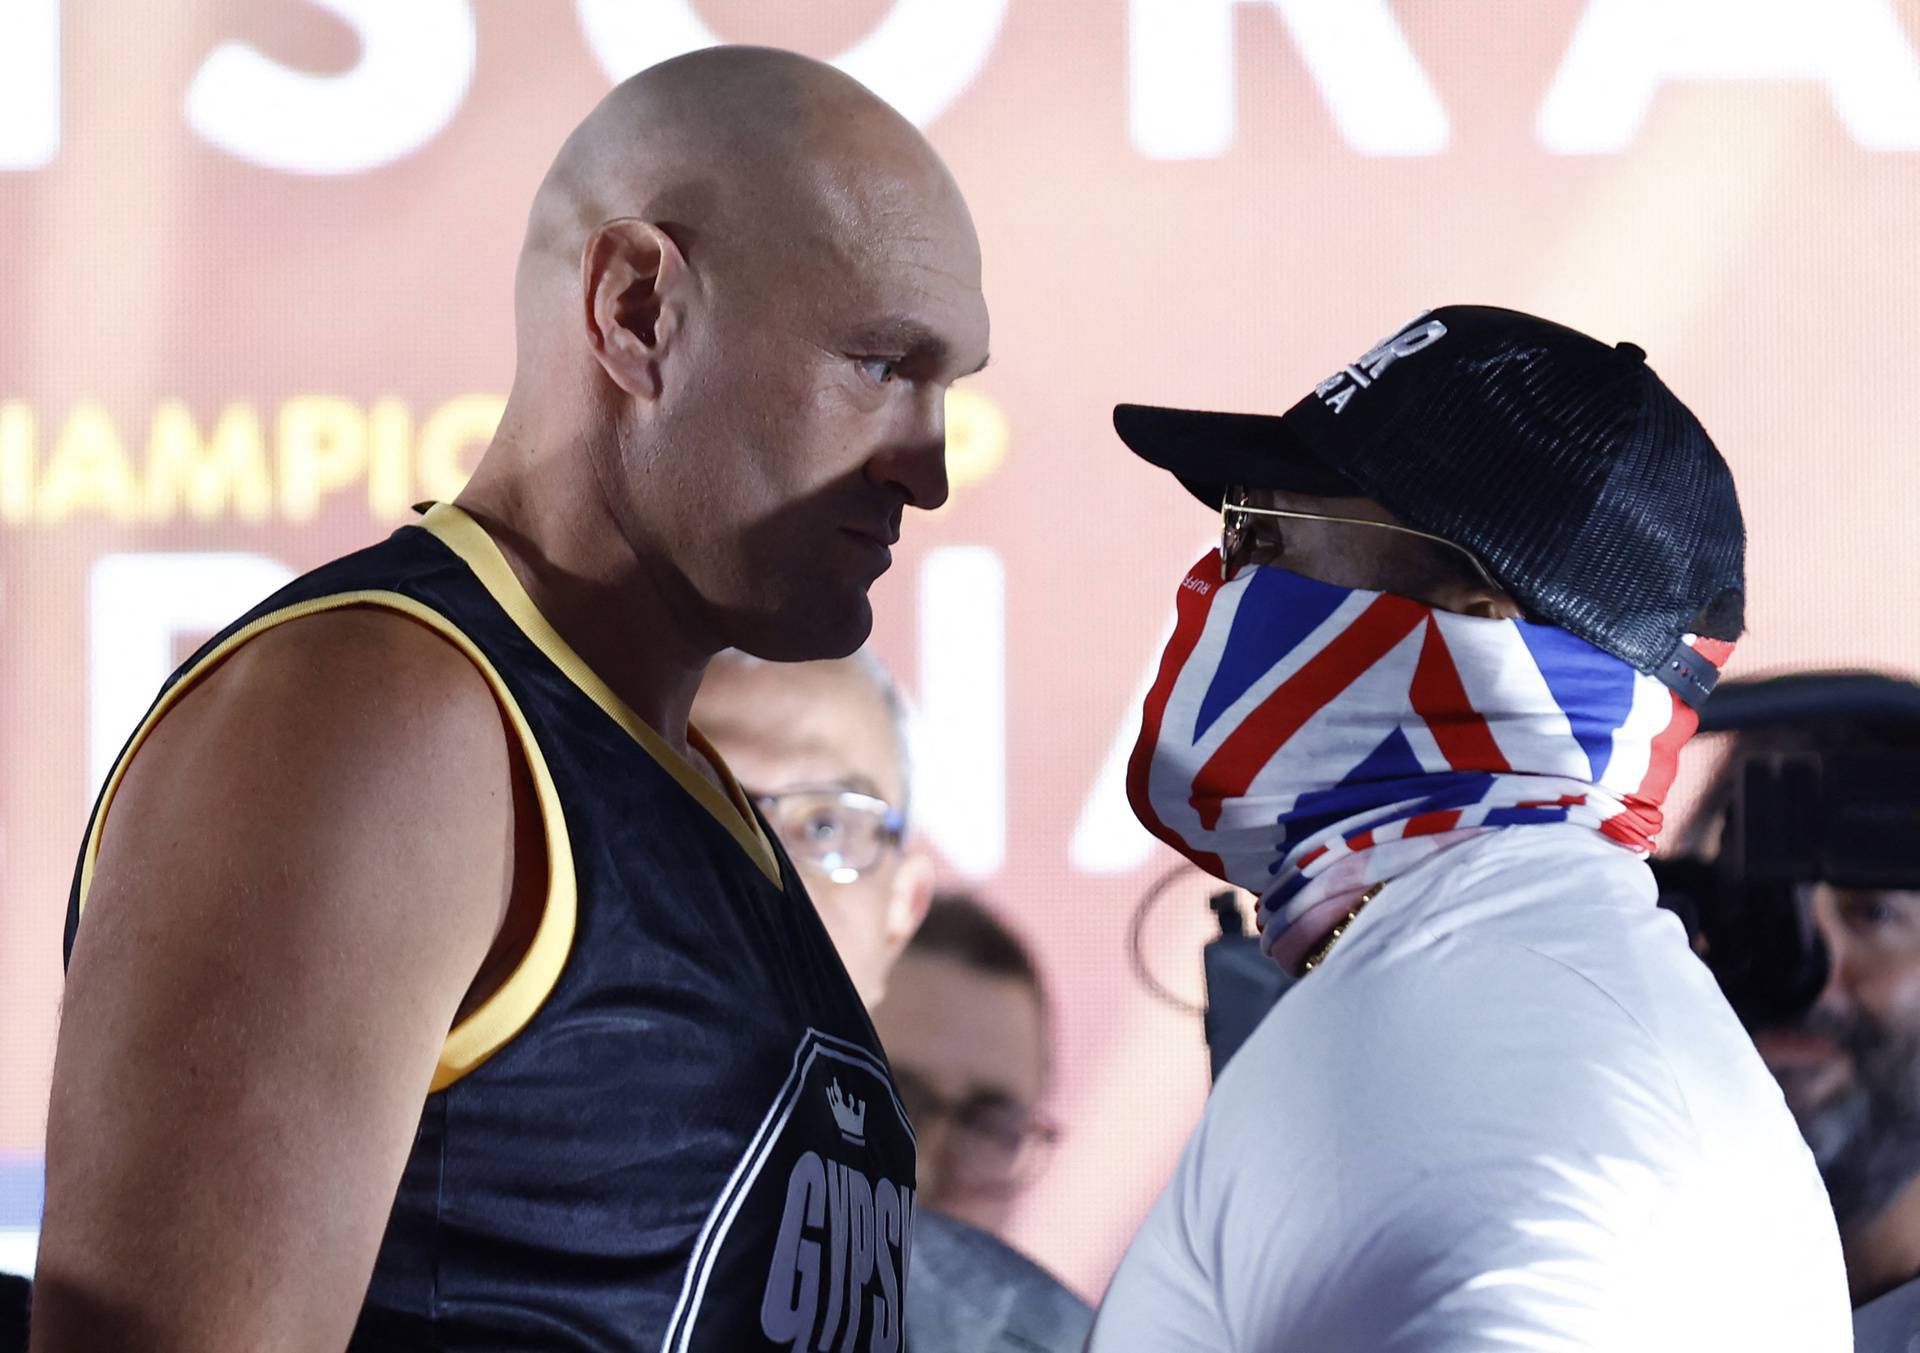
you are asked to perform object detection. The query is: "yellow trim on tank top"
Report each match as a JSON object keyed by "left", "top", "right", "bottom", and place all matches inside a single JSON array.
[
  {"left": 75, "top": 590, "right": 578, "bottom": 1093},
  {"left": 418, "top": 501, "right": 781, "bottom": 885}
]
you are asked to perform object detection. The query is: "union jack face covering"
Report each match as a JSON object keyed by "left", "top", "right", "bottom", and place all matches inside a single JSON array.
[{"left": 1126, "top": 552, "right": 1734, "bottom": 974}]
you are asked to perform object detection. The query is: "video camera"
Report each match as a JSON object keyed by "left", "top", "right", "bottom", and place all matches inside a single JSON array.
[
  {"left": 1649, "top": 672, "right": 1920, "bottom": 1030},
  {"left": 1197, "top": 672, "right": 1920, "bottom": 1077}
]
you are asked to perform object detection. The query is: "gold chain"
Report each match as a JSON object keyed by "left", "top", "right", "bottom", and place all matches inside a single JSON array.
[{"left": 1299, "top": 882, "right": 1386, "bottom": 974}]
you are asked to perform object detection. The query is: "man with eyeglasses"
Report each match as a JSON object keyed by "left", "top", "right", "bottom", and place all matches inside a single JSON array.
[
  {"left": 694, "top": 652, "right": 1093, "bottom": 1353},
  {"left": 872, "top": 894, "right": 1062, "bottom": 1242},
  {"left": 696, "top": 649, "right": 933, "bottom": 1008},
  {"left": 1088, "top": 306, "right": 1851, "bottom": 1350}
]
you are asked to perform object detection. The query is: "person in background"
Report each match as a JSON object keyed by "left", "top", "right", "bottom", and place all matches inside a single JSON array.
[
  {"left": 694, "top": 650, "right": 933, "bottom": 1007},
  {"left": 694, "top": 653, "right": 1093, "bottom": 1353},
  {"left": 1675, "top": 689, "right": 1920, "bottom": 1349},
  {"left": 872, "top": 893, "right": 1061, "bottom": 1242}
]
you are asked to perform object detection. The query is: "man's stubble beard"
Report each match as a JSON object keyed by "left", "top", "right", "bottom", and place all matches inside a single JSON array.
[{"left": 1794, "top": 1007, "right": 1920, "bottom": 1229}]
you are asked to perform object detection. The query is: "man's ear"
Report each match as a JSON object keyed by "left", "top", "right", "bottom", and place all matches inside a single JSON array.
[
  {"left": 1421, "top": 547, "right": 1526, "bottom": 621},
  {"left": 581, "top": 218, "right": 688, "bottom": 401},
  {"left": 1433, "top": 580, "right": 1526, "bottom": 622},
  {"left": 882, "top": 851, "right": 936, "bottom": 968}
]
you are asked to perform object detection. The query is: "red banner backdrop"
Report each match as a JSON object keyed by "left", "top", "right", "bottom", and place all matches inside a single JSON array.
[{"left": 4, "top": 0, "right": 1920, "bottom": 1293}]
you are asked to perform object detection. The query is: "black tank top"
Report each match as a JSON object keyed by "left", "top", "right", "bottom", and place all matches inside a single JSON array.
[{"left": 66, "top": 504, "right": 918, "bottom": 1352}]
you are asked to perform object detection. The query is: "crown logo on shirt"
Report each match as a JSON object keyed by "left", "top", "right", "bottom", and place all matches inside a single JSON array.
[{"left": 826, "top": 1079, "right": 867, "bottom": 1145}]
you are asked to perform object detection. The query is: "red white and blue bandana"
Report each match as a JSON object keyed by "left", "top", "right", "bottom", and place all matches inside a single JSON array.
[{"left": 1127, "top": 553, "right": 1733, "bottom": 973}]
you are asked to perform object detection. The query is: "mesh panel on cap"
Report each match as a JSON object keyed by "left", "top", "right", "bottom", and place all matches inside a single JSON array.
[{"left": 1321, "top": 312, "right": 1744, "bottom": 672}]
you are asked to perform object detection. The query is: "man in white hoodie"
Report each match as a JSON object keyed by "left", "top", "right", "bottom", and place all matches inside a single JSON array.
[{"left": 1090, "top": 305, "right": 1851, "bottom": 1350}]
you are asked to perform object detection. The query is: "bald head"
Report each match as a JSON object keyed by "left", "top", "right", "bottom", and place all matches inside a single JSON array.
[
  {"left": 467, "top": 45, "right": 989, "bottom": 668},
  {"left": 514, "top": 46, "right": 972, "bottom": 380}
]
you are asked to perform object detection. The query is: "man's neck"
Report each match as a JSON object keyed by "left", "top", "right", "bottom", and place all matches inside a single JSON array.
[
  {"left": 452, "top": 471, "right": 714, "bottom": 769},
  {"left": 1844, "top": 1172, "right": 1920, "bottom": 1306}
]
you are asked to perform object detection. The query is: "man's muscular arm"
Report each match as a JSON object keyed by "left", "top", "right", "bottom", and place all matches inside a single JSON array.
[{"left": 31, "top": 608, "right": 519, "bottom": 1353}]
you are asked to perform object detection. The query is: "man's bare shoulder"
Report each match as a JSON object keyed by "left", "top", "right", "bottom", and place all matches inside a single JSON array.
[
  {"left": 39, "top": 607, "right": 521, "bottom": 1352},
  {"left": 128, "top": 603, "right": 502, "bottom": 810},
  {"left": 80, "top": 602, "right": 517, "bottom": 960},
  {"left": 196, "top": 603, "right": 503, "bottom": 745}
]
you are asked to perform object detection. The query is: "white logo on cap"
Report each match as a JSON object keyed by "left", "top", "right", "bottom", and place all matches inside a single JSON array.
[{"left": 1314, "top": 313, "right": 1450, "bottom": 415}]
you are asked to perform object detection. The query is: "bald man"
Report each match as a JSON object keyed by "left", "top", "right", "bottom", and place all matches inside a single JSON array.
[{"left": 35, "top": 47, "right": 989, "bottom": 1353}]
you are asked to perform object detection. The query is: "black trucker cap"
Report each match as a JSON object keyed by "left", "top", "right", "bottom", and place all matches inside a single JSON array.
[{"left": 1114, "top": 304, "right": 1745, "bottom": 708}]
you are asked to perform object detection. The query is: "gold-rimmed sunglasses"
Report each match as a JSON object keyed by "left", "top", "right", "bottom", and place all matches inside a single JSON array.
[{"left": 1219, "top": 486, "right": 1503, "bottom": 590}]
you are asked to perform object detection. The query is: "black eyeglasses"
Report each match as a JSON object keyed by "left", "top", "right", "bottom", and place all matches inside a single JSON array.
[
  {"left": 891, "top": 1065, "right": 1060, "bottom": 1197},
  {"left": 750, "top": 786, "right": 905, "bottom": 884}
]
